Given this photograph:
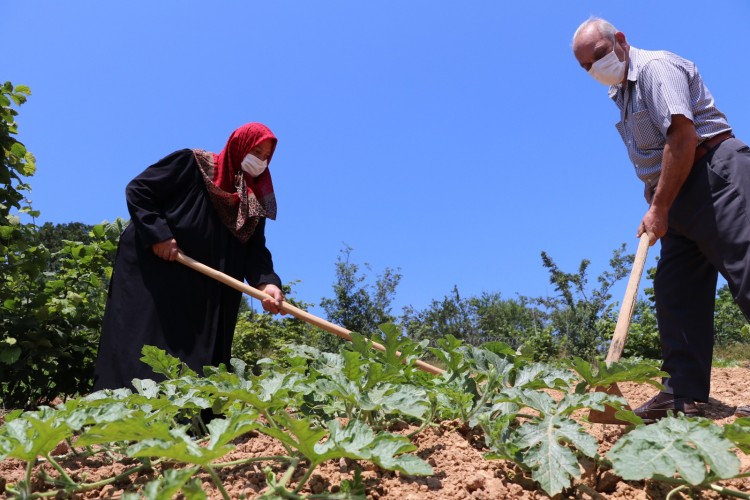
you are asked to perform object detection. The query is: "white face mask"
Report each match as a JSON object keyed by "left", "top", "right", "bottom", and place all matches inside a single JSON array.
[
  {"left": 240, "top": 153, "right": 268, "bottom": 177},
  {"left": 588, "top": 42, "right": 627, "bottom": 86}
]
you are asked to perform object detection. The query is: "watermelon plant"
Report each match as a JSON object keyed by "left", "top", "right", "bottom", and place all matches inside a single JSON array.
[{"left": 2, "top": 328, "right": 748, "bottom": 498}]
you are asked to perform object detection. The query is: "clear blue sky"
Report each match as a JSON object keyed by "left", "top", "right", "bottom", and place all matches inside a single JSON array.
[{"left": 5, "top": 2, "right": 749, "bottom": 318}]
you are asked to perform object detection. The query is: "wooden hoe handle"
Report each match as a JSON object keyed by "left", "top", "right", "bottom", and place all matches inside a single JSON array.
[
  {"left": 175, "top": 253, "right": 445, "bottom": 376},
  {"left": 605, "top": 233, "right": 651, "bottom": 365}
]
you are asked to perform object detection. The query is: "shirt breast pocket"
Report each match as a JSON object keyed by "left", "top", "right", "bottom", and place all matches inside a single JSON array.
[{"left": 629, "top": 109, "right": 663, "bottom": 151}]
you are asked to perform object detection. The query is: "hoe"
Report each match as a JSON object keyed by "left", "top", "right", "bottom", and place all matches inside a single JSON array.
[
  {"left": 588, "top": 232, "right": 651, "bottom": 424},
  {"left": 175, "top": 252, "right": 445, "bottom": 376}
]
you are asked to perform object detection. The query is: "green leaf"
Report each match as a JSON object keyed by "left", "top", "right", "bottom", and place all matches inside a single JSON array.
[
  {"left": 500, "top": 387, "right": 557, "bottom": 415},
  {"left": 315, "top": 419, "right": 433, "bottom": 475},
  {"left": 569, "top": 357, "right": 665, "bottom": 391},
  {"left": 91, "top": 224, "right": 105, "bottom": 238},
  {"left": 127, "top": 427, "right": 229, "bottom": 465},
  {"left": 10, "top": 142, "right": 26, "bottom": 158},
  {"left": 260, "top": 413, "right": 327, "bottom": 461},
  {"left": 205, "top": 411, "right": 260, "bottom": 450},
  {"left": 60, "top": 400, "right": 134, "bottom": 431},
  {"left": 0, "top": 225, "right": 15, "bottom": 239},
  {"left": 0, "top": 345, "right": 21, "bottom": 364},
  {"left": 142, "top": 467, "right": 202, "bottom": 500},
  {"left": 514, "top": 363, "right": 575, "bottom": 391},
  {"left": 464, "top": 345, "right": 513, "bottom": 383},
  {"left": 368, "top": 434, "right": 433, "bottom": 475},
  {"left": 76, "top": 412, "right": 174, "bottom": 447},
  {"left": 607, "top": 417, "right": 740, "bottom": 485},
  {"left": 140, "top": 345, "right": 197, "bottom": 379},
  {"left": 724, "top": 417, "right": 750, "bottom": 453},
  {"left": 0, "top": 413, "right": 74, "bottom": 461},
  {"left": 512, "top": 414, "right": 598, "bottom": 496},
  {"left": 373, "top": 383, "right": 430, "bottom": 419}
]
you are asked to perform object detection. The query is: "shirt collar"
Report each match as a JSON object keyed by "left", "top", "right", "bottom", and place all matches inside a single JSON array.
[{"left": 607, "top": 46, "right": 640, "bottom": 100}]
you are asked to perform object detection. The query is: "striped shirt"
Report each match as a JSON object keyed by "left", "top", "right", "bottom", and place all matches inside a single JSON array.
[{"left": 608, "top": 46, "right": 732, "bottom": 188}]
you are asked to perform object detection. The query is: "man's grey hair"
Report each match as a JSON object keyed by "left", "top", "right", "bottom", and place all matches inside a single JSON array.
[{"left": 572, "top": 16, "right": 618, "bottom": 45}]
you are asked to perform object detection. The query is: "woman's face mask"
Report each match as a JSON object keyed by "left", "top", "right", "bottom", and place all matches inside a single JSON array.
[
  {"left": 588, "top": 41, "right": 627, "bottom": 86},
  {"left": 241, "top": 153, "right": 268, "bottom": 177}
]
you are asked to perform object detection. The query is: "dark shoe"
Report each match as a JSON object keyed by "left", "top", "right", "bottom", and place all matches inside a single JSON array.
[
  {"left": 634, "top": 392, "right": 701, "bottom": 422},
  {"left": 735, "top": 405, "right": 750, "bottom": 417}
]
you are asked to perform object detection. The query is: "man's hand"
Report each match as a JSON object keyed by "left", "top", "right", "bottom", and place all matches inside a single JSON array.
[
  {"left": 152, "top": 238, "right": 181, "bottom": 261},
  {"left": 258, "top": 283, "right": 286, "bottom": 315},
  {"left": 638, "top": 206, "right": 668, "bottom": 245}
]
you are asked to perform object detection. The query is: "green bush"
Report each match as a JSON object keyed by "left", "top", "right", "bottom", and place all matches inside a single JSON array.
[
  {"left": 0, "top": 82, "right": 122, "bottom": 408},
  {"left": 0, "top": 222, "right": 122, "bottom": 408}
]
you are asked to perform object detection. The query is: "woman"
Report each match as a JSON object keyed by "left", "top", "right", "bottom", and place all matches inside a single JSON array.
[{"left": 93, "top": 123, "right": 285, "bottom": 390}]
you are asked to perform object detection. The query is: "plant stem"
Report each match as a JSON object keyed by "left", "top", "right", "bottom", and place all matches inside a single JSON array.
[
  {"left": 666, "top": 485, "right": 687, "bottom": 500},
  {"left": 25, "top": 459, "right": 35, "bottom": 490},
  {"left": 651, "top": 475, "right": 750, "bottom": 500},
  {"left": 465, "top": 373, "right": 500, "bottom": 422},
  {"left": 75, "top": 458, "right": 157, "bottom": 492},
  {"left": 212, "top": 455, "right": 293, "bottom": 468},
  {"left": 263, "top": 410, "right": 293, "bottom": 455},
  {"left": 43, "top": 453, "right": 76, "bottom": 486},
  {"left": 264, "top": 459, "right": 303, "bottom": 499},
  {"left": 708, "top": 483, "right": 750, "bottom": 499},
  {"left": 515, "top": 413, "right": 539, "bottom": 420},
  {"left": 204, "top": 465, "right": 231, "bottom": 500},
  {"left": 406, "top": 418, "right": 432, "bottom": 439},
  {"left": 291, "top": 461, "right": 318, "bottom": 494}
]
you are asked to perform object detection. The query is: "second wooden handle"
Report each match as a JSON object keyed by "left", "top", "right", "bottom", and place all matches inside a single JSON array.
[{"left": 605, "top": 233, "right": 651, "bottom": 365}]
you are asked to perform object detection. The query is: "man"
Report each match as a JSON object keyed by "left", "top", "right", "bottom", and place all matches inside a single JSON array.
[{"left": 572, "top": 17, "right": 750, "bottom": 421}]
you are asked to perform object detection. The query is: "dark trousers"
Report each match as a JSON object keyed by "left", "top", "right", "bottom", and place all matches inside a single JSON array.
[{"left": 655, "top": 138, "right": 750, "bottom": 401}]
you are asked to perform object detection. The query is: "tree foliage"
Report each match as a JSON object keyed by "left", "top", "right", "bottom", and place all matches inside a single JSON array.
[
  {"left": 401, "top": 287, "right": 547, "bottom": 351},
  {"left": 318, "top": 245, "right": 401, "bottom": 351},
  {"left": 402, "top": 286, "right": 475, "bottom": 346},
  {"left": 714, "top": 283, "right": 750, "bottom": 346},
  {"left": 535, "top": 244, "right": 631, "bottom": 360},
  {"left": 1, "top": 82, "right": 122, "bottom": 409}
]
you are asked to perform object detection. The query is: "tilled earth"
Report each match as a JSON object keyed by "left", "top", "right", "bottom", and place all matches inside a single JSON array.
[{"left": 1, "top": 366, "right": 749, "bottom": 499}]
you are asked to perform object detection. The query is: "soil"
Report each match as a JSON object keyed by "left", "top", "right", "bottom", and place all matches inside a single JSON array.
[{"left": 1, "top": 366, "right": 749, "bottom": 499}]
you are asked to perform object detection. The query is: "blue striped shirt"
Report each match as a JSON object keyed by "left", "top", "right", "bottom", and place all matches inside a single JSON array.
[{"left": 608, "top": 47, "right": 732, "bottom": 188}]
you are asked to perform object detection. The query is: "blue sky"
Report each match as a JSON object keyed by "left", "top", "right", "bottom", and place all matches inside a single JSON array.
[{"left": 5, "top": 2, "right": 749, "bottom": 318}]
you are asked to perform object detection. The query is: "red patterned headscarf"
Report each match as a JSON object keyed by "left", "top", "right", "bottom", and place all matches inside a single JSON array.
[{"left": 193, "top": 123, "right": 278, "bottom": 242}]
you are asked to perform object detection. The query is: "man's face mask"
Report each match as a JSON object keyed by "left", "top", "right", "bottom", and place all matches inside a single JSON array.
[
  {"left": 588, "top": 40, "right": 627, "bottom": 86},
  {"left": 241, "top": 153, "right": 268, "bottom": 177}
]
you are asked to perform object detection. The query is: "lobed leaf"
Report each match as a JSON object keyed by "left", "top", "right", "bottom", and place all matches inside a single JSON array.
[
  {"left": 724, "top": 417, "right": 750, "bottom": 453},
  {"left": 513, "top": 414, "right": 598, "bottom": 496},
  {"left": 141, "top": 466, "right": 202, "bottom": 499},
  {"left": 140, "top": 346, "right": 197, "bottom": 380},
  {"left": 569, "top": 357, "right": 665, "bottom": 392},
  {"left": 127, "top": 427, "right": 229, "bottom": 465},
  {"left": 607, "top": 417, "right": 740, "bottom": 485},
  {"left": 315, "top": 419, "right": 432, "bottom": 475},
  {"left": 0, "top": 413, "right": 73, "bottom": 461}
]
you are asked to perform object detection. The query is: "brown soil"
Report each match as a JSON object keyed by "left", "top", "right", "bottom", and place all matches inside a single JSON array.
[{"left": 2, "top": 366, "right": 749, "bottom": 499}]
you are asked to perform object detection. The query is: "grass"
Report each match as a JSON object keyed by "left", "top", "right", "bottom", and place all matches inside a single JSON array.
[{"left": 714, "top": 343, "right": 750, "bottom": 368}]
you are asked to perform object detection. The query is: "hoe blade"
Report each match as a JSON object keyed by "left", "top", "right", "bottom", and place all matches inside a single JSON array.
[{"left": 588, "top": 384, "right": 633, "bottom": 425}]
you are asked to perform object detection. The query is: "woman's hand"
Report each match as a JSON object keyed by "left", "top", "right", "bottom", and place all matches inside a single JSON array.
[
  {"left": 258, "top": 283, "right": 286, "bottom": 315},
  {"left": 152, "top": 238, "right": 181, "bottom": 261}
]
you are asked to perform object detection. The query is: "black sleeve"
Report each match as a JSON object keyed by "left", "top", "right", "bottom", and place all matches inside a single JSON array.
[
  {"left": 245, "top": 218, "right": 282, "bottom": 288},
  {"left": 125, "top": 149, "right": 195, "bottom": 247}
]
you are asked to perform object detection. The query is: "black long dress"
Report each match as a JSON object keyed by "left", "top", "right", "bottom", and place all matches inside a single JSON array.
[{"left": 93, "top": 149, "right": 281, "bottom": 390}]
